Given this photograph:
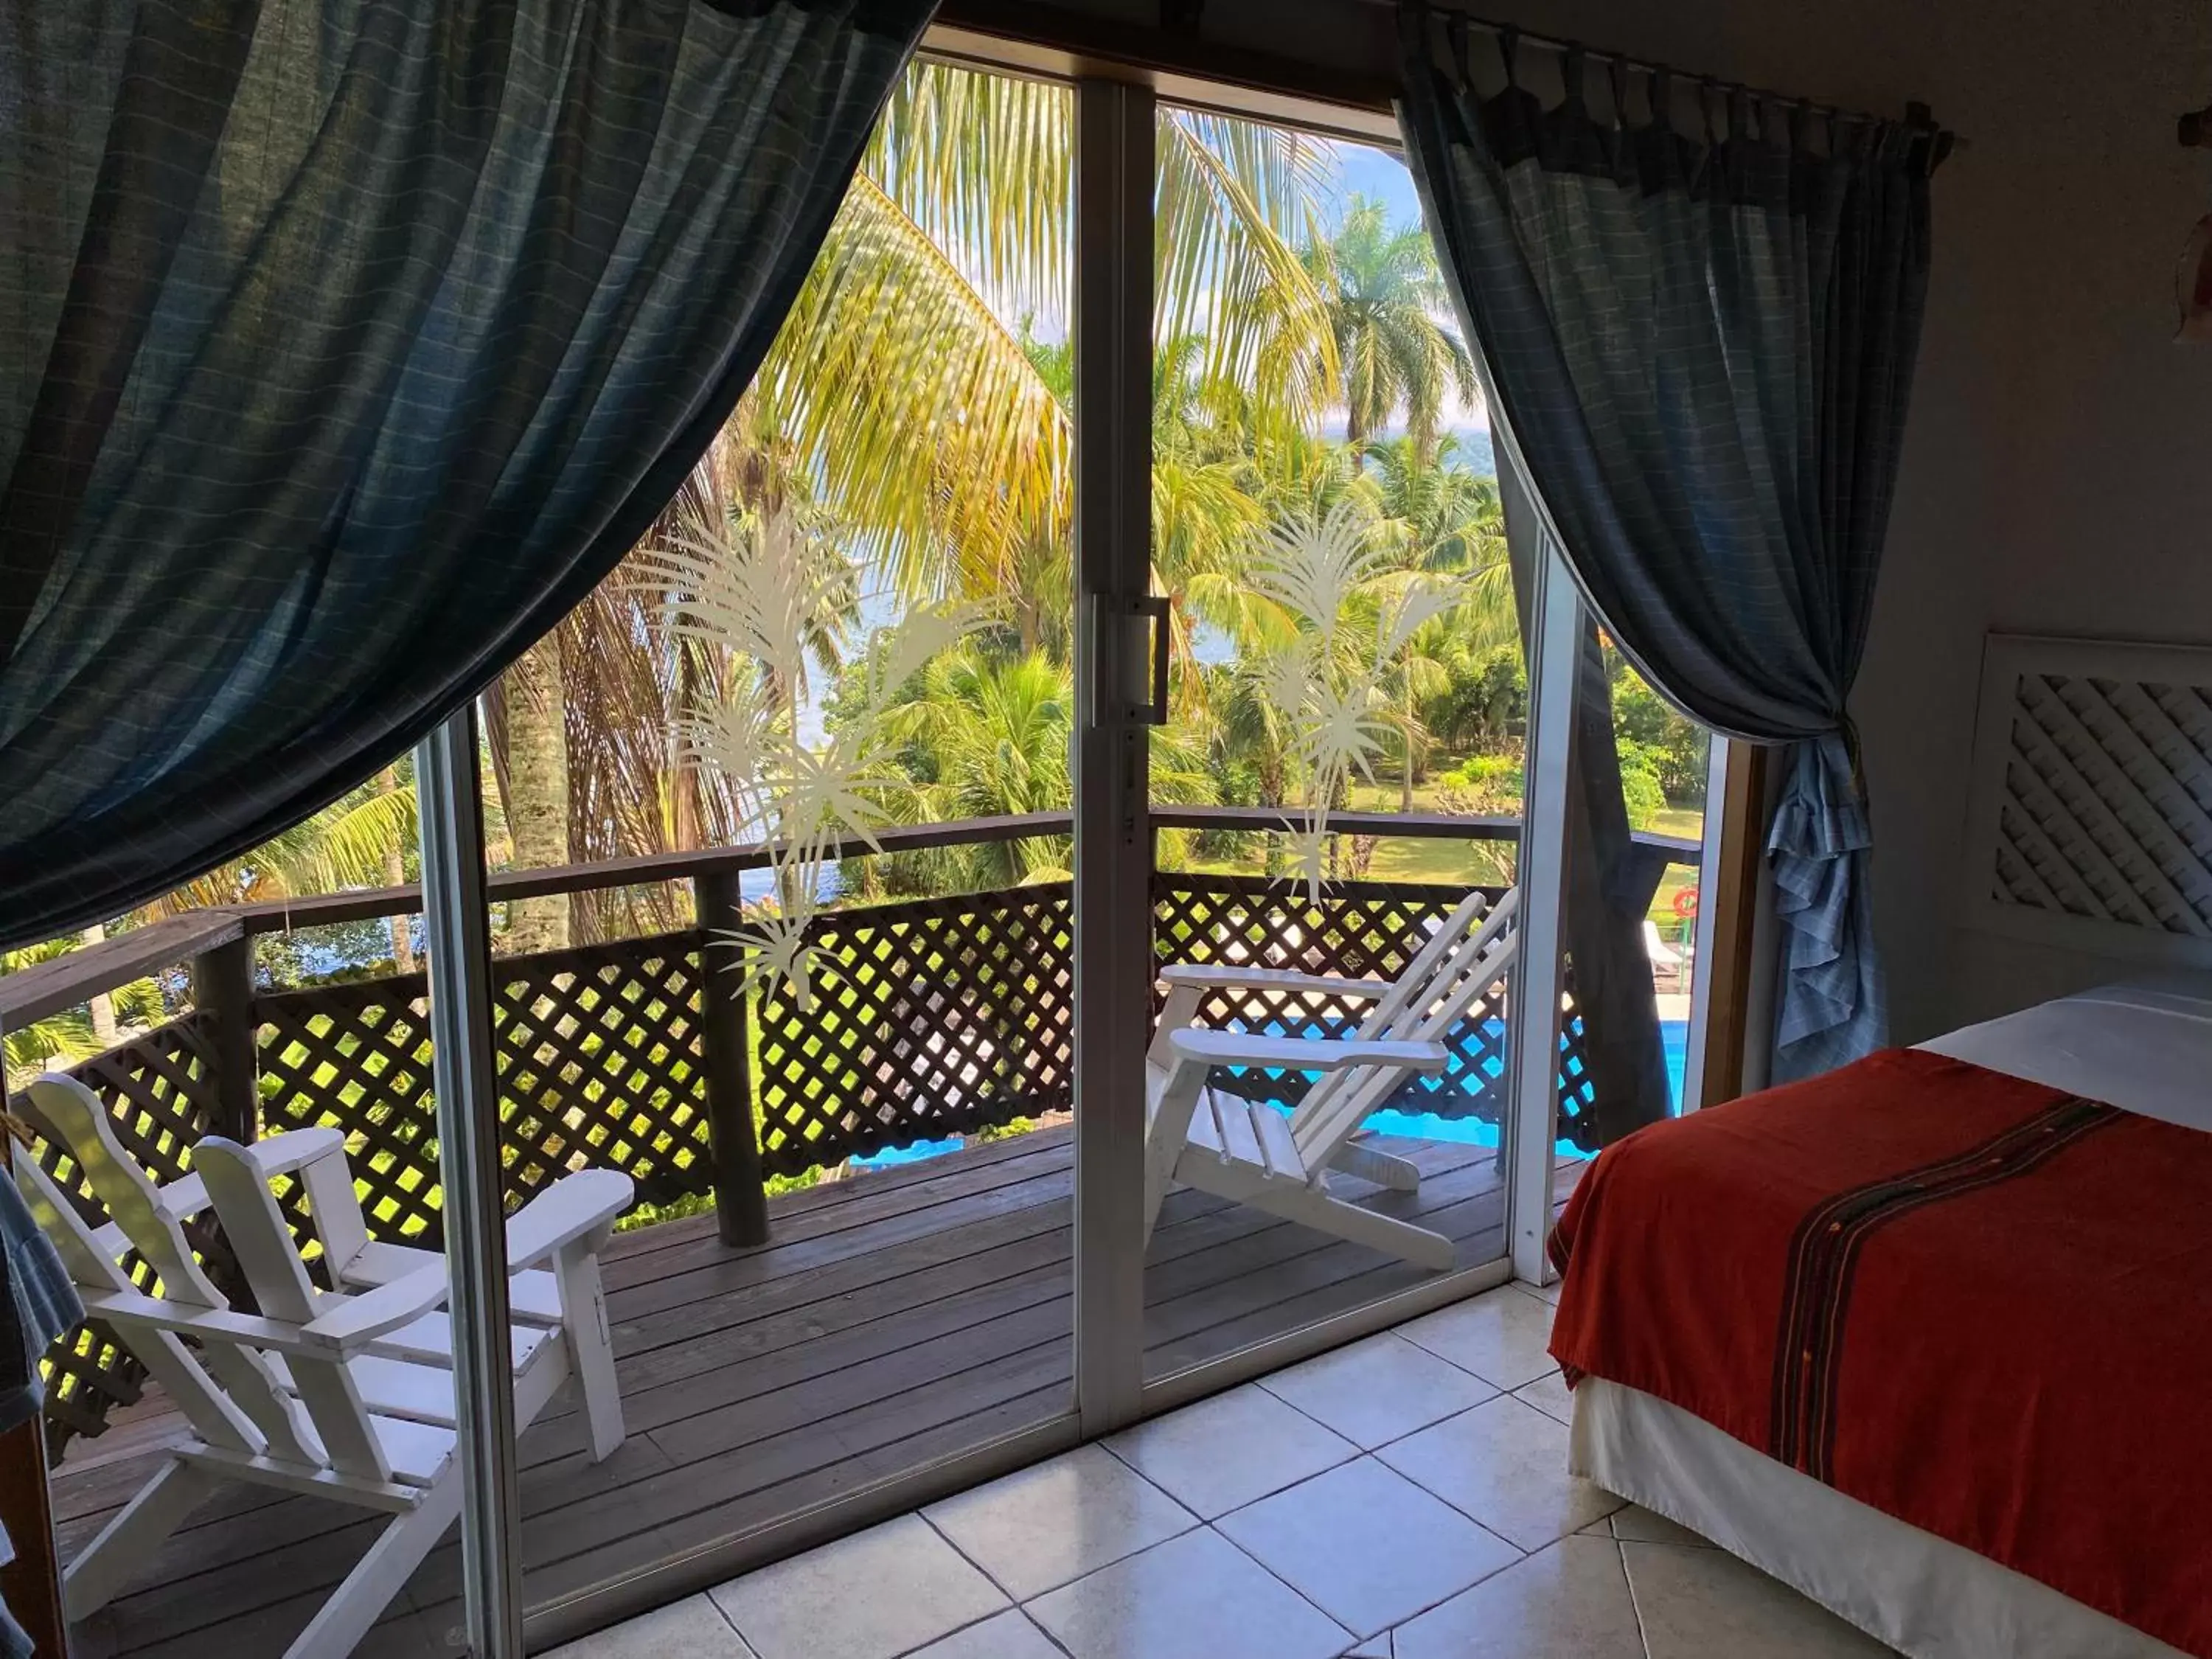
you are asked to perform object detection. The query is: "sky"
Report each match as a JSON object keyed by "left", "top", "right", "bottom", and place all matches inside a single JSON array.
[{"left": 1334, "top": 139, "right": 1427, "bottom": 232}]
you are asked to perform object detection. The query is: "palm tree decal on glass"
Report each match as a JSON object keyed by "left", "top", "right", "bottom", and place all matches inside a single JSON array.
[
  {"left": 636, "top": 505, "right": 979, "bottom": 1012},
  {"left": 1249, "top": 500, "right": 1460, "bottom": 902}
]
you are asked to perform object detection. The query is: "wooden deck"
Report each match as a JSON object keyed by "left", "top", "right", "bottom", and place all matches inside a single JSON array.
[{"left": 55, "top": 1124, "right": 1575, "bottom": 1658}]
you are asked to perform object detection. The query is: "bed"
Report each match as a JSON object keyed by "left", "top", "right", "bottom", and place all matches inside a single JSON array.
[{"left": 1551, "top": 981, "right": 2212, "bottom": 1659}]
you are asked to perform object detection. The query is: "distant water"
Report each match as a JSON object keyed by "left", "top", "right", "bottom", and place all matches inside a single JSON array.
[{"left": 1445, "top": 424, "right": 1496, "bottom": 478}]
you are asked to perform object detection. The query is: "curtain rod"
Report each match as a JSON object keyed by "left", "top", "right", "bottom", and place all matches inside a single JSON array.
[{"left": 1388, "top": 0, "right": 1961, "bottom": 150}]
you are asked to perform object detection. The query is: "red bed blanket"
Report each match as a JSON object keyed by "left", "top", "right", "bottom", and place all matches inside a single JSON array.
[{"left": 1548, "top": 1047, "right": 2212, "bottom": 1657}]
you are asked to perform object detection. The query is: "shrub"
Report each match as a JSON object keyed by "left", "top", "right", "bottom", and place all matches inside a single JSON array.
[
  {"left": 1446, "top": 753, "right": 1525, "bottom": 814},
  {"left": 1611, "top": 673, "right": 1708, "bottom": 804},
  {"left": 1615, "top": 740, "right": 1669, "bottom": 830}
]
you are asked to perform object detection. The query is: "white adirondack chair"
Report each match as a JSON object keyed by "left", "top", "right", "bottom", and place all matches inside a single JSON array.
[
  {"left": 18, "top": 1074, "right": 633, "bottom": 1658},
  {"left": 1144, "top": 886, "right": 1519, "bottom": 1271}
]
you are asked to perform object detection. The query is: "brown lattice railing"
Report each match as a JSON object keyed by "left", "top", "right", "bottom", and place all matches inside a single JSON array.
[
  {"left": 10, "top": 811, "right": 1687, "bottom": 1451},
  {"left": 756, "top": 883, "right": 1075, "bottom": 1172}
]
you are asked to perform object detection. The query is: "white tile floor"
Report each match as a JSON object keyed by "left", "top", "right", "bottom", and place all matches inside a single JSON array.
[{"left": 549, "top": 1285, "right": 1896, "bottom": 1659}]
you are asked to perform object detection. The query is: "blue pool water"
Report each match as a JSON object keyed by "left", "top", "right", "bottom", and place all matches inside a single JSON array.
[{"left": 852, "top": 1018, "right": 1691, "bottom": 1171}]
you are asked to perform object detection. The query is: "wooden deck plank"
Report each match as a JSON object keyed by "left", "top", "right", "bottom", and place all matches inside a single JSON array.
[{"left": 60, "top": 1124, "right": 1522, "bottom": 1657}]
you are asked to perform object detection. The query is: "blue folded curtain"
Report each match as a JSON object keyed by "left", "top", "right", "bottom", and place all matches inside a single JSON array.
[
  {"left": 1397, "top": 10, "right": 1944, "bottom": 1082},
  {"left": 0, "top": 0, "right": 931, "bottom": 951}
]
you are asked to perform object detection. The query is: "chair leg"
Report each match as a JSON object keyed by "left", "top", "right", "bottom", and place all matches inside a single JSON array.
[
  {"left": 1234, "top": 1178, "right": 1458, "bottom": 1273},
  {"left": 284, "top": 1475, "right": 461, "bottom": 1659},
  {"left": 555, "top": 1242, "right": 625, "bottom": 1461},
  {"left": 1327, "top": 1135, "right": 1422, "bottom": 1192},
  {"left": 63, "top": 1458, "right": 212, "bottom": 1621}
]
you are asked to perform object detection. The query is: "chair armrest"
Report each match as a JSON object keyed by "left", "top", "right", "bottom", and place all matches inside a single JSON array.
[
  {"left": 1166, "top": 1028, "right": 1449, "bottom": 1074},
  {"left": 504, "top": 1169, "right": 635, "bottom": 1269},
  {"left": 1158, "top": 964, "right": 1394, "bottom": 1001},
  {"left": 243, "top": 1127, "right": 349, "bottom": 1177},
  {"left": 79, "top": 1285, "right": 361, "bottom": 1359},
  {"left": 302, "top": 1263, "right": 453, "bottom": 1349}
]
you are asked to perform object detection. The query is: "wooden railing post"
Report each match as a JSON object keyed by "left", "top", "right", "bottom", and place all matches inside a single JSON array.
[
  {"left": 693, "top": 872, "right": 768, "bottom": 1247},
  {"left": 189, "top": 936, "right": 259, "bottom": 1143}
]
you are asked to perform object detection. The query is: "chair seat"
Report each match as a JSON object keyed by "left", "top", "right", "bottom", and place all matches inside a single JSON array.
[
  {"left": 367, "top": 1310, "right": 553, "bottom": 1369},
  {"left": 1182, "top": 1090, "right": 1310, "bottom": 1185},
  {"left": 366, "top": 1413, "right": 457, "bottom": 1488},
  {"left": 267, "top": 1329, "right": 554, "bottom": 1427},
  {"left": 341, "top": 1240, "right": 563, "bottom": 1325}
]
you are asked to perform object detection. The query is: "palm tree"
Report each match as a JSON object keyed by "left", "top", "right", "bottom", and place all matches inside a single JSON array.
[
  {"left": 883, "top": 650, "right": 1076, "bottom": 886},
  {"left": 1363, "top": 435, "right": 1515, "bottom": 807},
  {"left": 0, "top": 939, "right": 165, "bottom": 1088},
  {"left": 1306, "top": 195, "right": 1478, "bottom": 462},
  {"left": 501, "top": 66, "right": 1338, "bottom": 883},
  {"left": 145, "top": 771, "right": 422, "bottom": 918}
]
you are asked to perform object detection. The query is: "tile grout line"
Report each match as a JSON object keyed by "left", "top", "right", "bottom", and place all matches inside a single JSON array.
[
  {"left": 1616, "top": 1534, "right": 1658, "bottom": 1659},
  {"left": 909, "top": 1461, "right": 1178, "bottom": 1658},
  {"left": 1203, "top": 1451, "right": 1540, "bottom": 1652},
  {"left": 1192, "top": 1519, "right": 1365, "bottom": 1653}
]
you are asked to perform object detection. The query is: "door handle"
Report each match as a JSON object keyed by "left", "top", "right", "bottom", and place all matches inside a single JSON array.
[{"left": 1135, "top": 594, "right": 1169, "bottom": 726}]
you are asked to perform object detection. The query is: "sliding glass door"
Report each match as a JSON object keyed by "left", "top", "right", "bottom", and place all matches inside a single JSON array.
[
  {"left": 1135, "top": 109, "right": 1524, "bottom": 1395},
  {"left": 411, "top": 48, "right": 1735, "bottom": 1657}
]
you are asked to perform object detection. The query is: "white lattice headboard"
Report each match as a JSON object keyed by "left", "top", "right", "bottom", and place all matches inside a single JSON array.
[{"left": 1963, "top": 633, "right": 2212, "bottom": 967}]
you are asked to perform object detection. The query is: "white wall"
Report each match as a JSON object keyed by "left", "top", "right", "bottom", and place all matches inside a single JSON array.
[{"left": 1001, "top": 0, "right": 2212, "bottom": 1038}]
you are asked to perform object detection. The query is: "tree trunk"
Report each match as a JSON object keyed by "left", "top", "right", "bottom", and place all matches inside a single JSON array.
[
  {"left": 82, "top": 925, "right": 118, "bottom": 1045},
  {"left": 672, "top": 641, "right": 705, "bottom": 855},
  {"left": 380, "top": 769, "right": 416, "bottom": 974},
  {"left": 502, "top": 636, "right": 571, "bottom": 954},
  {"left": 1400, "top": 680, "right": 1417, "bottom": 814}
]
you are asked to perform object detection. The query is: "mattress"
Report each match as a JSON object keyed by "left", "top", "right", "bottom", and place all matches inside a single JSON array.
[
  {"left": 1571, "top": 1377, "right": 2185, "bottom": 1659},
  {"left": 1556, "top": 983, "right": 2212, "bottom": 1658}
]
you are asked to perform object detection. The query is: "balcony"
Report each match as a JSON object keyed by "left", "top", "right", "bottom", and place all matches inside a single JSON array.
[{"left": 5, "top": 811, "right": 1690, "bottom": 1657}]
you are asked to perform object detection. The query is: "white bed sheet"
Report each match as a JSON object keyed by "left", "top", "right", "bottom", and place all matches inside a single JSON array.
[
  {"left": 1571, "top": 981, "right": 2212, "bottom": 1659},
  {"left": 1918, "top": 978, "right": 2212, "bottom": 1133}
]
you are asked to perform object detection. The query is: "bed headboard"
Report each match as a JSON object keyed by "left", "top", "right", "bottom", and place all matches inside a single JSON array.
[{"left": 1963, "top": 633, "right": 2212, "bottom": 968}]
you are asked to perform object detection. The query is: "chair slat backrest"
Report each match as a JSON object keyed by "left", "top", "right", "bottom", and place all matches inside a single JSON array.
[
  {"left": 1289, "top": 888, "right": 1520, "bottom": 1168},
  {"left": 195, "top": 1138, "right": 392, "bottom": 1482},
  {"left": 1280, "top": 888, "right": 1496, "bottom": 1138},
  {"left": 12, "top": 1152, "right": 263, "bottom": 1456},
  {"left": 22, "top": 1077, "right": 325, "bottom": 1465}
]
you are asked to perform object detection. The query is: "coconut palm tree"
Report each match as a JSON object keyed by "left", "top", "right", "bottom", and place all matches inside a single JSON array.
[
  {"left": 1307, "top": 195, "right": 1478, "bottom": 462},
  {"left": 0, "top": 939, "right": 166, "bottom": 1088},
  {"left": 145, "top": 771, "right": 422, "bottom": 917},
  {"left": 495, "top": 63, "right": 1340, "bottom": 896},
  {"left": 1363, "top": 434, "right": 1515, "bottom": 807}
]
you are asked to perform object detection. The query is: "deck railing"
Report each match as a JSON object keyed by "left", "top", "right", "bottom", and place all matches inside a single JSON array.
[{"left": 3, "top": 810, "right": 1697, "bottom": 1453}]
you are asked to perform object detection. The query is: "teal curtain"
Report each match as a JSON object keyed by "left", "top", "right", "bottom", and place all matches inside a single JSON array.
[
  {"left": 0, "top": 0, "right": 931, "bottom": 950},
  {"left": 1398, "top": 10, "right": 1945, "bottom": 1081}
]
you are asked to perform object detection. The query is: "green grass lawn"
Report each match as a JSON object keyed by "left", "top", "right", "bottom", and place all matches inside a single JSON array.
[{"left": 1179, "top": 780, "right": 1705, "bottom": 938}]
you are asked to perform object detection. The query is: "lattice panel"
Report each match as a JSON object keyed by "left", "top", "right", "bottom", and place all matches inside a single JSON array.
[
  {"left": 1967, "top": 637, "right": 2212, "bottom": 967},
  {"left": 755, "top": 886, "right": 1075, "bottom": 1172},
  {"left": 256, "top": 971, "right": 441, "bottom": 1245},
  {"left": 7, "top": 1015, "right": 226, "bottom": 1458},
  {"left": 255, "top": 932, "right": 714, "bottom": 1248},
  {"left": 493, "top": 936, "right": 712, "bottom": 1214},
  {"left": 1152, "top": 873, "right": 1594, "bottom": 1133},
  {"left": 1990, "top": 675, "right": 2212, "bottom": 928}
]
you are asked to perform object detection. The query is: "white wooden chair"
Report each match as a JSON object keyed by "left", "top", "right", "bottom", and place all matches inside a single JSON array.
[
  {"left": 17, "top": 1073, "right": 633, "bottom": 1658},
  {"left": 1144, "top": 886, "right": 1519, "bottom": 1271}
]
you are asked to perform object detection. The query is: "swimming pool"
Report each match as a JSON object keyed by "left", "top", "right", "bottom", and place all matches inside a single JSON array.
[{"left": 852, "top": 1019, "right": 1691, "bottom": 1170}]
